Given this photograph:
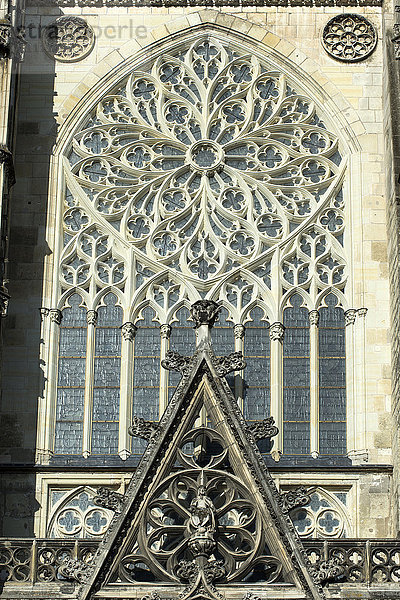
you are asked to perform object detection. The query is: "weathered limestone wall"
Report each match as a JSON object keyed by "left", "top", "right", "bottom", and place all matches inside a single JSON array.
[{"left": 0, "top": 3, "right": 395, "bottom": 537}]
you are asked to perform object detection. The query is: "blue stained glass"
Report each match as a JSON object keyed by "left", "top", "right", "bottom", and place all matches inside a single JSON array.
[
  {"left": 91, "top": 422, "right": 119, "bottom": 454},
  {"left": 243, "top": 308, "right": 270, "bottom": 421},
  {"left": 283, "top": 388, "right": 310, "bottom": 420},
  {"left": 93, "top": 388, "right": 119, "bottom": 420},
  {"left": 319, "top": 328, "right": 345, "bottom": 357},
  {"left": 58, "top": 358, "right": 86, "bottom": 387},
  {"left": 283, "top": 422, "right": 310, "bottom": 455},
  {"left": 133, "top": 357, "right": 160, "bottom": 387},
  {"left": 94, "top": 357, "right": 121, "bottom": 387},
  {"left": 97, "top": 294, "right": 123, "bottom": 326},
  {"left": 283, "top": 358, "right": 310, "bottom": 387},
  {"left": 56, "top": 389, "right": 84, "bottom": 420},
  {"left": 132, "top": 388, "right": 159, "bottom": 420},
  {"left": 54, "top": 421, "right": 83, "bottom": 454},
  {"left": 62, "top": 294, "right": 87, "bottom": 326},
  {"left": 95, "top": 328, "right": 121, "bottom": 355},
  {"left": 318, "top": 294, "right": 346, "bottom": 456},
  {"left": 319, "top": 389, "right": 345, "bottom": 421},
  {"left": 59, "top": 328, "right": 87, "bottom": 356},
  {"left": 211, "top": 308, "right": 234, "bottom": 355},
  {"left": 319, "top": 422, "right": 346, "bottom": 455},
  {"left": 169, "top": 307, "right": 195, "bottom": 355},
  {"left": 283, "top": 294, "right": 310, "bottom": 456},
  {"left": 132, "top": 307, "right": 160, "bottom": 441},
  {"left": 283, "top": 327, "right": 309, "bottom": 356}
]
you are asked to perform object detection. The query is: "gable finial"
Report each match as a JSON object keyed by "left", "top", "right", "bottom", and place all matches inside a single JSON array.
[{"left": 190, "top": 300, "right": 221, "bottom": 346}]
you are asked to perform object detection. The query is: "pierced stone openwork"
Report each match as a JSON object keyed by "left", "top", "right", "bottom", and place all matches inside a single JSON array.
[
  {"left": 322, "top": 15, "right": 377, "bottom": 62},
  {"left": 62, "top": 35, "right": 346, "bottom": 322},
  {"left": 115, "top": 427, "right": 284, "bottom": 587},
  {"left": 42, "top": 16, "right": 95, "bottom": 62}
]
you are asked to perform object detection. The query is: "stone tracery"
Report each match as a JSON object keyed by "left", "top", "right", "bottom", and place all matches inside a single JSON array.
[{"left": 61, "top": 36, "right": 346, "bottom": 322}]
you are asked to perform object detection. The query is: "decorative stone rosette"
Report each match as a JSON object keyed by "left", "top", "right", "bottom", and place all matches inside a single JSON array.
[
  {"left": 322, "top": 14, "right": 377, "bottom": 62},
  {"left": 42, "top": 16, "right": 94, "bottom": 62}
]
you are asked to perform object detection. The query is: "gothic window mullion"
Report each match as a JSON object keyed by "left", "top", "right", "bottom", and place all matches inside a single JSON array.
[
  {"left": 233, "top": 324, "right": 245, "bottom": 410},
  {"left": 119, "top": 321, "right": 137, "bottom": 460},
  {"left": 45, "top": 309, "right": 63, "bottom": 461},
  {"left": 82, "top": 310, "right": 97, "bottom": 458},
  {"left": 309, "top": 310, "right": 320, "bottom": 457},
  {"left": 269, "top": 320, "right": 284, "bottom": 457},
  {"left": 159, "top": 324, "right": 171, "bottom": 417}
]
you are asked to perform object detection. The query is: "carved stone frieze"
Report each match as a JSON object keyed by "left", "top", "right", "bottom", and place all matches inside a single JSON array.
[
  {"left": 27, "top": 0, "right": 383, "bottom": 7},
  {"left": 190, "top": 300, "right": 221, "bottom": 329},
  {"left": 322, "top": 14, "right": 377, "bottom": 62},
  {"left": 212, "top": 351, "right": 246, "bottom": 376},
  {"left": 94, "top": 487, "right": 125, "bottom": 512},
  {"left": 161, "top": 350, "right": 192, "bottom": 375},
  {"left": 247, "top": 417, "right": 279, "bottom": 441},
  {"left": 42, "top": 16, "right": 95, "bottom": 62},
  {"left": 269, "top": 322, "right": 285, "bottom": 342},
  {"left": 128, "top": 415, "right": 161, "bottom": 440},
  {"left": 281, "top": 486, "right": 312, "bottom": 512},
  {"left": 58, "top": 557, "right": 94, "bottom": 584},
  {"left": 310, "top": 556, "right": 345, "bottom": 585}
]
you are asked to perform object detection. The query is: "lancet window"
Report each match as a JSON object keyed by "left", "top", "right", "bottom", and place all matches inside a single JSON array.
[{"left": 45, "top": 34, "right": 350, "bottom": 462}]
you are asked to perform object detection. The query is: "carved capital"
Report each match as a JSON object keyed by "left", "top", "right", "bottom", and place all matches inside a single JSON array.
[
  {"left": 160, "top": 324, "right": 172, "bottom": 339},
  {"left": 247, "top": 417, "right": 278, "bottom": 441},
  {"left": 49, "top": 309, "right": 62, "bottom": 325},
  {"left": 269, "top": 322, "right": 285, "bottom": 342},
  {"left": 94, "top": 487, "right": 125, "bottom": 512},
  {"left": 0, "top": 21, "right": 25, "bottom": 62},
  {"left": 308, "top": 310, "right": 319, "bottom": 326},
  {"left": 233, "top": 324, "right": 245, "bottom": 339},
  {"left": 121, "top": 321, "right": 137, "bottom": 341},
  {"left": 128, "top": 416, "right": 161, "bottom": 440},
  {"left": 57, "top": 557, "right": 94, "bottom": 584},
  {"left": 212, "top": 351, "right": 246, "bottom": 376},
  {"left": 358, "top": 307, "right": 368, "bottom": 318},
  {"left": 161, "top": 350, "right": 192, "bottom": 375},
  {"left": 344, "top": 309, "right": 357, "bottom": 326},
  {"left": 0, "top": 144, "right": 16, "bottom": 188},
  {"left": 310, "top": 556, "right": 344, "bottom": 585},
  {"left": 86, "top": 310, "right": 98, "bottom": 326},
  {"left": 190, "top": 300, "right": 221, "bottom": 329},
  {"left": 281, "top": 486, "right": 312, "bottom": 511},
  {"left": 39, "top": 307, "right": 49, "bottom": 321}
]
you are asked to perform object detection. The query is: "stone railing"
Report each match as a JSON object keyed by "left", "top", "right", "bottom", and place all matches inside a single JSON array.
[{"left": 0, "top": 538, "right": 399, "bottom": 585}]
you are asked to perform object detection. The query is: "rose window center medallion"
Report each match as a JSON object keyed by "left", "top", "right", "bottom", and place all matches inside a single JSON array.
[{"left": 189, "top": 141, "right": 224, "bottom": 173}]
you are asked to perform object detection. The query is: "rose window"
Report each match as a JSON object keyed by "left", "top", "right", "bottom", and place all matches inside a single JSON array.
[{"left": 64, "top": 37, "right": 346, "bottom": 299}]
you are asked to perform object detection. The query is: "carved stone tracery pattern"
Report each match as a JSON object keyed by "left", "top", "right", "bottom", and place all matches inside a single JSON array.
[
  {"left": 117, "top": 427, "right": 285, "bottom": 587},
  {"left": 322, "top": 14, "right": 377, "bottom": 62},
  {"left": 61, "top": 36, "right": 346, "bottom": 323},
  {"left": 42, "top": 16, "right": 95, "bottom": 62}
]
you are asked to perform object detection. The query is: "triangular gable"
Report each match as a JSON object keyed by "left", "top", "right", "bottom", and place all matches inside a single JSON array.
[{"left": 76, "top": 301, "right": 325, "bottom": 600}]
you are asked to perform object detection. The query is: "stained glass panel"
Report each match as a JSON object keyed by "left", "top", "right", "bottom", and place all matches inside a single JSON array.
[
  {"left": 243, "top": 307, "right": 270, "bottom": 421},
  {"left": 283, "top": 294, "right": 310, "bottom": 455},
  {"left": 319, "top": 294, "right": 346, "bottom": 455}
]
